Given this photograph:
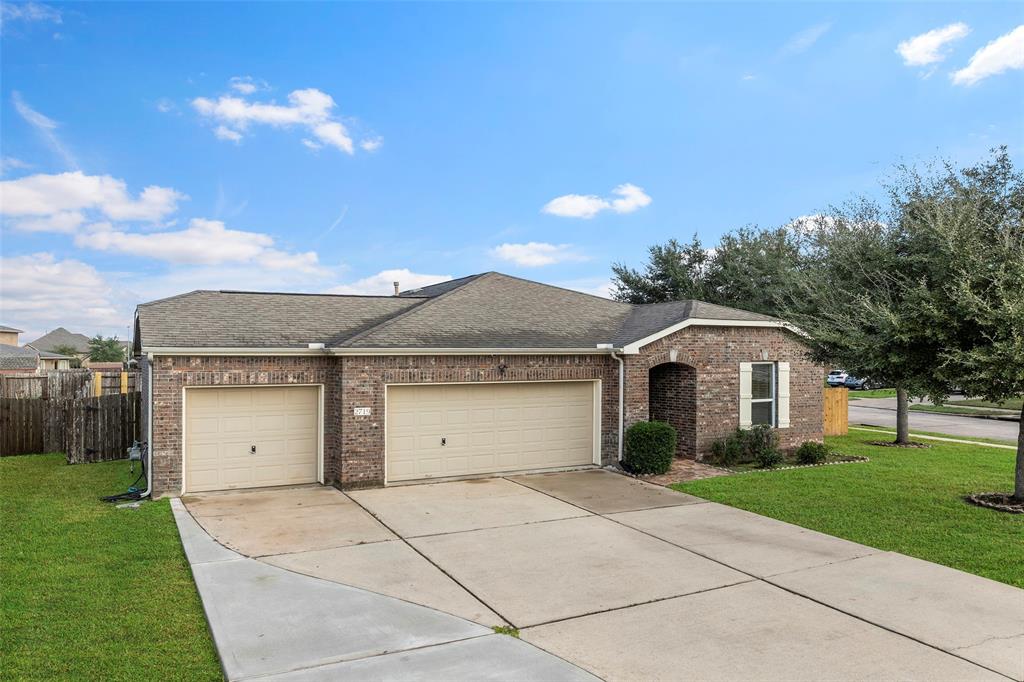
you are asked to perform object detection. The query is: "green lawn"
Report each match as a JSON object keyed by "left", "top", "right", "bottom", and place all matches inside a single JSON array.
[
  {"left": 909, "top": 404, "right": 1017, "bottom": 417},
  {"left": 849, "top": 424, "right": 1016, "bottom": 446},
  {"left": 956, "top": 397, "right": 1023, "bottom": 412},
  {"left": 846, "top": 388, "right": 897, "bottom": 399},
  {"left": 1, "top": 454, "right": 221, "bottom": 681},
  {"left": 674, "top": 432, "right": 1023, "bottom": 588}
]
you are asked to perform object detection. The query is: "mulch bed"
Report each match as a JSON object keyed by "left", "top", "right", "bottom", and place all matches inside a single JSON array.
[
  {"left": 965, "top": 492, "right": 1024, "bottom": 514},
  {"left": 866, "top": 440, "right": 931, "bottom": 449}
]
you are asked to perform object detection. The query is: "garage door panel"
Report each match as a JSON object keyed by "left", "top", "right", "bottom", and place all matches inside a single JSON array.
[
  {"left": 387, "top": 382, "right": 595, "bottom": 483},
  {"left": 185, "top": 386, "right": 319, "bottom": 493}
]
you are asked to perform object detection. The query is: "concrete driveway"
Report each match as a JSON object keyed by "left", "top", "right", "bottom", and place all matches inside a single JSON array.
[{"left": 182, "top": 470, "right": 1023, "bottom": 681}]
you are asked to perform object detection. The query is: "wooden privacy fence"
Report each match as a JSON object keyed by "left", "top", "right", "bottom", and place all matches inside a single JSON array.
[
  {"left": 824, "top": 387, "right": 849, "bottom": 436},
  {"left": 0, "top": 392, "right": 140, "bottom": 462},
  {"left": 0, "top": 370, "right": 138, "bottom": 400}
]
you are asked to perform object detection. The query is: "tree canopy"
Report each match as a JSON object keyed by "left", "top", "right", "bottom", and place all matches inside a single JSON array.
[{"left": 87, "top": 336, "right": 125, "bottom": 363}]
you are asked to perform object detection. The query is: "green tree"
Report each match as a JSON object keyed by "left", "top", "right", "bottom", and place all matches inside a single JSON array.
[
  {"left": 780, "top": 202, "right": 950, "bottom": 445},
  {"left": 611, "top": 227, "right": 803, "bottom": 316},
  {"left": 895, "top": 148, "right": 1024, "bottom": 500},
  {"left": 51, "top": 343, "right": 83, "bottom": 368},
  {"left": 611, "top": 235, "right": 713, "bottom": 304},
  {"left": 87, "top": 336, "right": 124, "bottom": 363}
]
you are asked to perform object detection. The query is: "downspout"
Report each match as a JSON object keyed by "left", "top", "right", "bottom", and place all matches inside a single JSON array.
[
  {"left": 141, "top": 353, "right": 153, "bottom": 498},
  {"left": 611, "top": 351, "right": 624, "bottom": 462}
]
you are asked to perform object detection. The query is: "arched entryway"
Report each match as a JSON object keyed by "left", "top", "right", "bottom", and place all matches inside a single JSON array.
[{"left": 648, "top": 362, "right": 697, "bottom": 459}]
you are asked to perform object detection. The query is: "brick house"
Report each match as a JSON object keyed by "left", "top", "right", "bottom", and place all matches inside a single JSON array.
[{"left": 133, "top": 272, "right": 823, "bottom": 497}]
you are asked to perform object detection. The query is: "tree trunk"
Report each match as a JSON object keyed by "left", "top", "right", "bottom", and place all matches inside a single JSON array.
[
  {"left": 895, "top": 387, "right": 910, "bottom": 445},
  {"left": 1014, "top": 403, "right": 1024, "bottom": 502}
]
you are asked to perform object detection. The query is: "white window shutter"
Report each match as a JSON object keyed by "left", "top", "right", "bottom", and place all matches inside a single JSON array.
[
  {"left": 739, "top": 362, "right": 752, "bottom": 428},
  {"left": 777, "top": 361, "right": 791, "bottom": 428}
]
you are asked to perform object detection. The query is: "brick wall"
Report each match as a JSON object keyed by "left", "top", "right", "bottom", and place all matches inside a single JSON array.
[
  {"left": 148, "top": 355, "right": 341, "bottom": 497},
  {"left": 632, "top": 325, "right": 824, "bottom": 456},
  {"left": 338, "top": 354, "right": 619, "bottom": 489},
  {"left": 146, "top": 327, "right": 821, "bottom": 495},
  {"left": 648, "top": 362, "right": 697, "bottom": 458}
]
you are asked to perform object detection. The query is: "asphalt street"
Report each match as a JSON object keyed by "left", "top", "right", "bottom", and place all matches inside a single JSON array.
[{"left": 847, "top": 398, "right": 1019, "bottom": 442}]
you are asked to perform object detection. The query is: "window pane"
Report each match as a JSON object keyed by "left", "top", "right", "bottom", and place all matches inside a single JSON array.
[
  {"left": 751, "top": 364, "right": 773, "bottom": 399},
  {"left": 751, "top": 401, "right": 773, "bottom": 425}
]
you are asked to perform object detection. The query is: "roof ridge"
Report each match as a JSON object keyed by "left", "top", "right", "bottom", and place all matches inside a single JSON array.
[
  {"left": 398, "top": 272, "right": 486, "bottom": 296},
  {"left": 335, "top": 272, "right": 500, "bottom": 347},
  {"left": 485, "top": 272, "right": 629, "bottom": 307}
]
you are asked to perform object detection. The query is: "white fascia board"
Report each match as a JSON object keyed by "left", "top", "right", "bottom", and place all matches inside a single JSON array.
[
  {"left": 620, "top": 318, "right": 805, "bottom": 355},
  {"left": 143, "top": 346, "right": 619, "bottom": 357}
]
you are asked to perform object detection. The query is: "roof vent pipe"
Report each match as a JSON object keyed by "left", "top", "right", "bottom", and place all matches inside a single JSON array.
[{"left": 393, "top": 281, "right": 400, "bottom": 296}]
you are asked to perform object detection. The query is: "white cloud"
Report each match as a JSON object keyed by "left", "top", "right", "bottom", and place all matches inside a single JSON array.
[
  {"left": 491, "top": 242, "right": 586, "bottom": 267},
  {"left": 192, "top": 84, "right": 362, "bottom": 153},
  {"left": 542, "top": 183, "right": 652, "bottom": 219},
  {"left": 951, "top": 25, "right": 1024, "bottom": 86},
  {"left": 10, "top": 210, "right": 85, "bottom": 233},
  {"left": 1, "top": 2, "right": 61, "bottom": 29},
  {"left": 0, "top": 253, "right": 130, "bottom": 341},
  {"left": 214, "top": 125, "right": 243, "bottom": 142},
  {"left": 781, "top": 22, "right": 832, "bottom": 56},
  {"left": 360, "top": 136, "right": 383, "bottom": 152},
  {"left": 155, "top": 97, "right": 178, "bottom": 114},
  {"left": 325, "top": 269, "right": 451, "bottom": 295},
  {"left": 897, "top": 23, "right": 970, "bottom": 67},
  {"left": 11, "top": 91, "right": 77, "bottom": 169},
  {"left": 0, "top": 171, "right": 184, "bottom": 223},
  {"left": 0, "top": 157, "right": 30, "bottom": 175},
  {"left": 228, "top": 76, "right": 267, "bottom": 95},
  {"left": 77, "top": 218, "right": 322, "bottom": 271}
]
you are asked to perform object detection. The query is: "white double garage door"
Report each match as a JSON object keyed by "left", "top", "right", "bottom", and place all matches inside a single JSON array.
[{"left": 183, "top": 381, "right": 599, "bottom": 493}]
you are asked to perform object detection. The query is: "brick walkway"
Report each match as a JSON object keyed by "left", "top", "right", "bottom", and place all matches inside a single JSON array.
[{"left": 642, "top": 458, "right": 732, "bottom": 486}]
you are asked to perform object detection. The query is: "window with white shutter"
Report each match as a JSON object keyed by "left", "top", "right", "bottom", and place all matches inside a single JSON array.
[{"left": 740, "top": 361, "right": 789, "bottom": 428}]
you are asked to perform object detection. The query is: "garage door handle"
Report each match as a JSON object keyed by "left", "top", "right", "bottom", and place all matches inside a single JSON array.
[
  {"left": 250, "top": 445, "right": 256, "bottom": 454},
  {"left": 441, "top": 437, "right": 446, "bottom": 446}
]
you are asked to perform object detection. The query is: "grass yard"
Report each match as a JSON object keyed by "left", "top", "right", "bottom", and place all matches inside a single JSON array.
[
  {"left": 956, "top": 397, "right": 1024, "bottom": 412},
  {"left": 909, "top": 404, "right": 1017, "bottom": 417},
  {"left": 1, "top": 454, "right": 220, "bottom": 681},
  {"left": 846, "top": 388, "right": 897, "bottom": 399},
  {"left": 674, "top": 432, "right": 1024, "bottom": 588}
]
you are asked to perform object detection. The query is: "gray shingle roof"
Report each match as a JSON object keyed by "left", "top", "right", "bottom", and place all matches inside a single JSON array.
[
  {"left": 135, "top": 273, "right": 791, "bottom": 352},
  {"left": 27, "top": 327, "right": 91, "bottom": 353},
  {"left": 0, "top": 324, "right": 23, "bottom": 333},
  {"left": 344, "top": 273, "right": 630, "bottom": 349},
  {"left": 398, "top": 274, "right": 484, "bottom": 298},
  {"left": 0, "top": 343, "right": 38, "bottom": 370},
  {"left": 135, "top": 291, "right": 426, "bottom": 348}
]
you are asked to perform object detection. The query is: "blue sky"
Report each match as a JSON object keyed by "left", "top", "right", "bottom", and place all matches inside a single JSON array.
[{"left": 1, "top": 2, "right": 1022, "bottom": 341}]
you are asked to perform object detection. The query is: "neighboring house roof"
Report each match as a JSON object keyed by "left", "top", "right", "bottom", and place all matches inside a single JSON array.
[
  {"left": 0, "top": 324, "right": 24, "bottom": 333},
  {"left": 134, "top": 272, "right": 793, "bottom": 353},
  {"left": 0, "top": 343, "right": 39, "bottom": 370},
  {"left": 34, "top": 348, "right": 73, "bottom": 360},
  {"left": 28, "top": 327, "right": 91, "bottom": 353}
]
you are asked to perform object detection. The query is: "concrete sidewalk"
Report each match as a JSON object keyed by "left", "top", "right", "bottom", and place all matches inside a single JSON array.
[{"left": 170, "top": 499, "right": 598, "bottom": 681}]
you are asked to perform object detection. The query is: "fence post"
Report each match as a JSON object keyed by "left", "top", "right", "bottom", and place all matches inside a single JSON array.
[
  {"left": 120, "top": 371, "right": 128, "bottom": 395},
  {"left": 93, "top": 372, "right": 103, "bottom": 397}
]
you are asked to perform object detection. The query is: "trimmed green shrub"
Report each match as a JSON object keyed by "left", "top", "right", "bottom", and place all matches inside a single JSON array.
[
  {"left": 755, "top": 447, "right": 785, "bottom": 468},
  {"left": 710, "top": 431, "right": 745, "bottom": 466},
  {"left": 795, "top": 441, "right": 830, "bottom": 465},
  {"left": 623, "top": 421, "right": 677, "bottom": 475}
]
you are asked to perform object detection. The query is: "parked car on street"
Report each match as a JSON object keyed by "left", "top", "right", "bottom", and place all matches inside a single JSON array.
[
  {"left": 844, "top": 375, "right": 872, "bottom": 390},
  {"left": 827, "top": 369, "right": 848, "bottom": 386}
]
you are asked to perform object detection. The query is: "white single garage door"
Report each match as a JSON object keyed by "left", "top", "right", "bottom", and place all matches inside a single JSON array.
[
  {"left": 185, "top": 386, "right": 320, "bottom": 493},
  {"left": 386, "top": 381, "right": 596, "bottom": 483}
]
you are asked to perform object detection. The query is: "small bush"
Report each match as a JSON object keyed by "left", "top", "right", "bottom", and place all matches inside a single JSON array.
[
  {"left": 623, "top": 421, "right": 677, "bottom": 475},
  {"left": 710, "top": 431, "right": 746, "bottom": 466},
  {"left": 795, "top": 441, "right": 830, "bottom": 465},
  {"left": 755, "top": 447, "right": 785, "bottom": 468}
]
